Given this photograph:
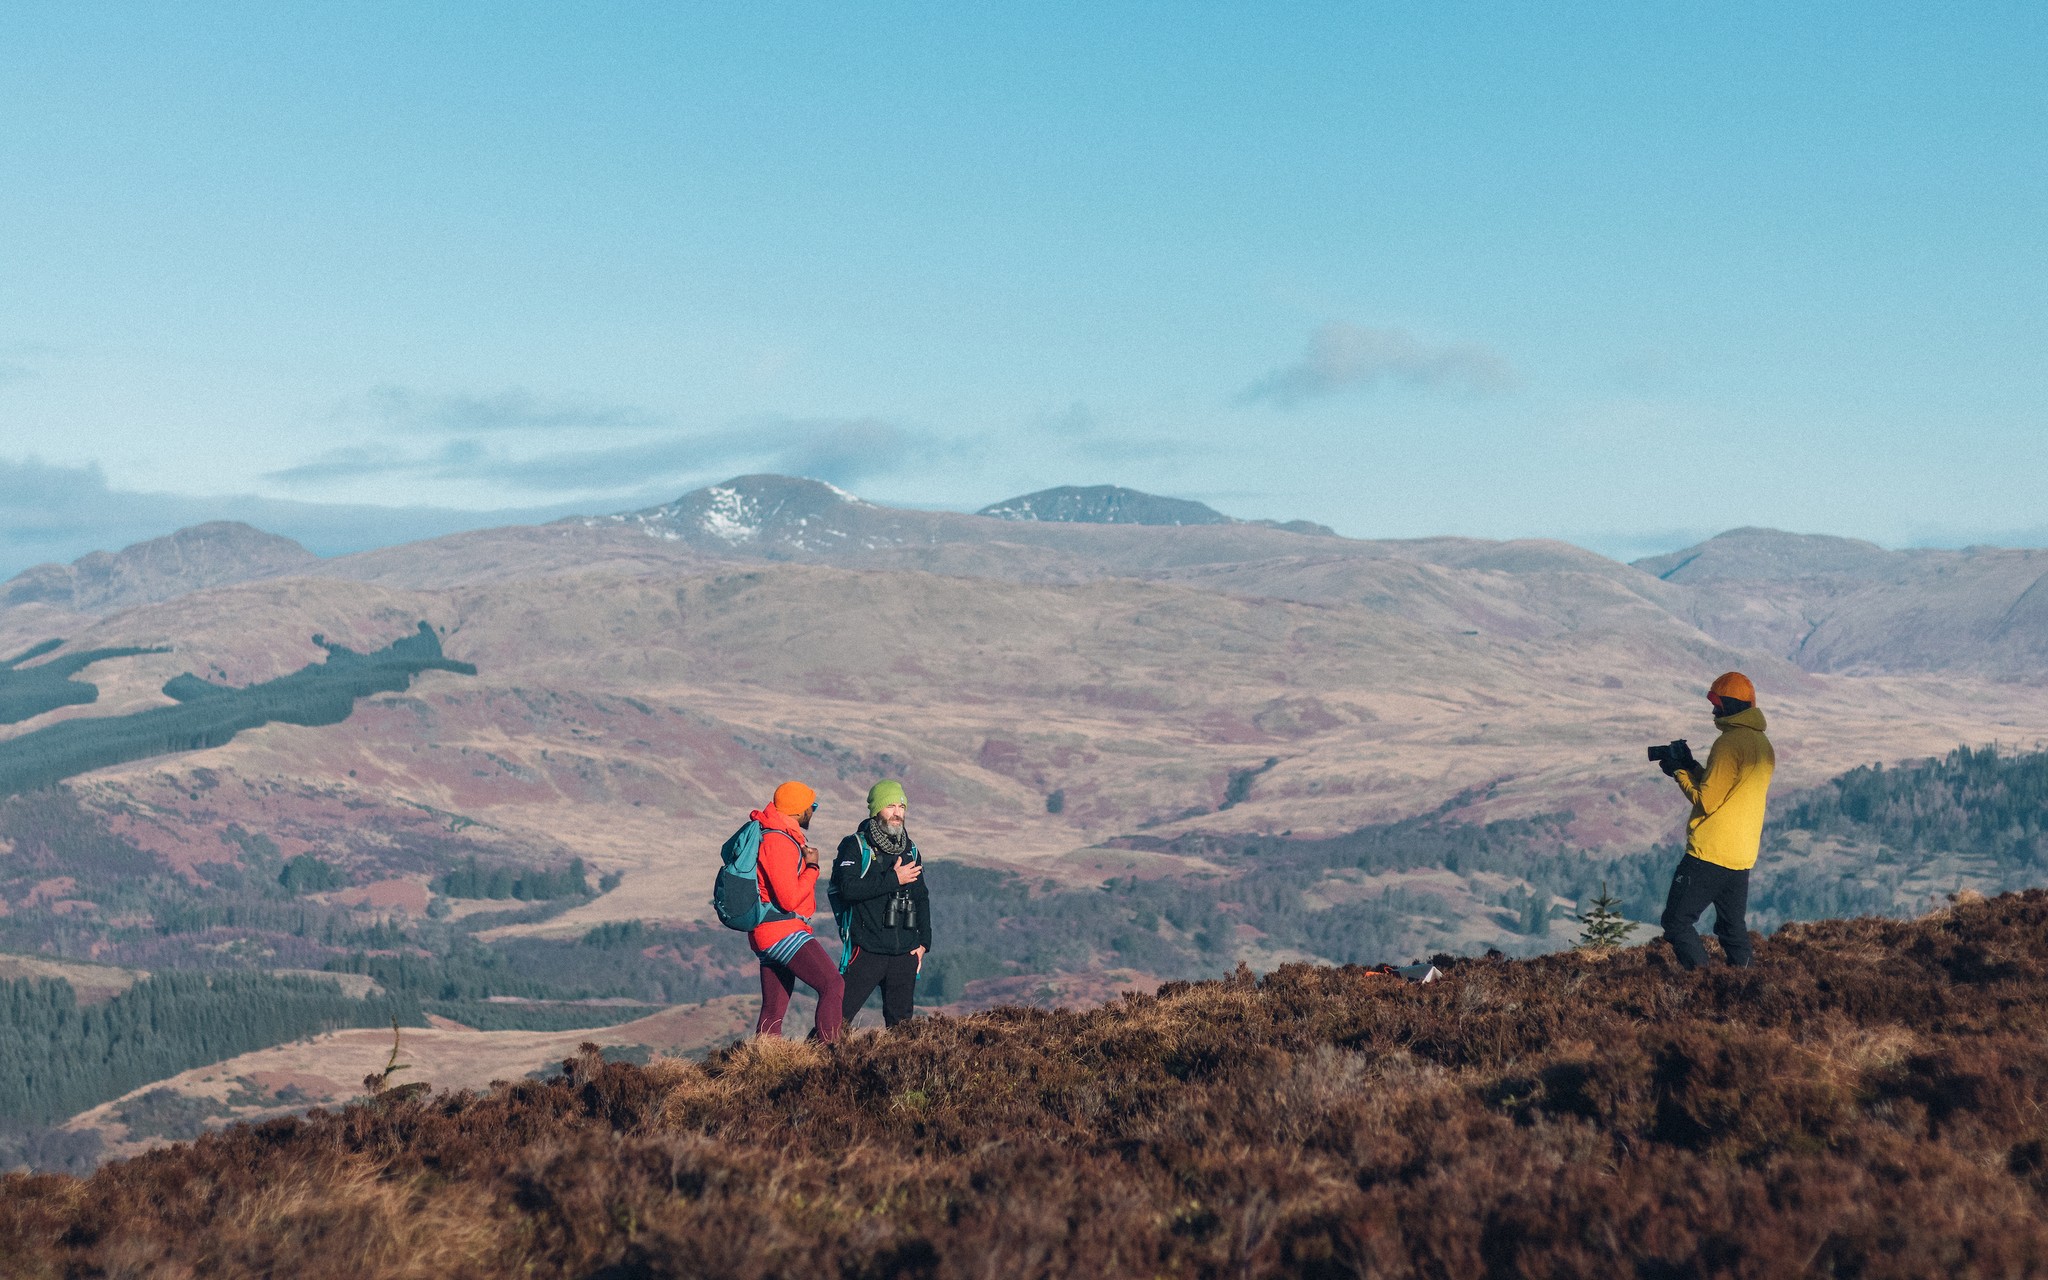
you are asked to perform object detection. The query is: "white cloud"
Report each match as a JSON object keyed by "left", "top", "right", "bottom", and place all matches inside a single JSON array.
[
  {"left": 340, "top": 384, "right": 661, "bottom": 433},
  {"left": 266, "top": 418, "right": 920, "bottom": 495},
  {"left": 1244, "top": 323, "right": 1517, "bottom": 406}
]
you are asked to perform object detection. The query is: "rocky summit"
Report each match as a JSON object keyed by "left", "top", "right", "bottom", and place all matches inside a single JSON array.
[
  {"left": 1, "top": 522, "right": 316, "bottom": 614},
  {"left": 978, "top": 483, "right": 1236, "bottom": 526},
  {"left": 577, "top": 474, "right": 876, "bottom": 555}
]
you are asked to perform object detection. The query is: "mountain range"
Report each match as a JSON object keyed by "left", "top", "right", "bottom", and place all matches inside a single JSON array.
[
  {"left": 17, "top": 476, "right": 2046, "bottom": 675},
  {"left": 4, "top": 476, "right": 2045, "bottom": 878},
  {"left": 5, "top": 474, "right": 2047, "bottom": 1164}
]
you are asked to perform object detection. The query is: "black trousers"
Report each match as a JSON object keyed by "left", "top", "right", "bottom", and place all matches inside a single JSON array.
[
  {"left": 841, "top": 948, "right": 919, "bottom": 1026},
  {"left": 1661, "top": 854, "right": 1753, "bottom": 970}
]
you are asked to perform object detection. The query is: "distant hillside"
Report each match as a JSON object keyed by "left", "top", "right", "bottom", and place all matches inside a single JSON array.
[
  {"left": 1, "top": 522, "right": 316, "bottom": 613},
  {"left": 978, "top": 484, "right": 1235, "bottom": 526},
  {"left": 5, "top": 891, "right": 2045, "bottom": 1278},
  {"left": 11, "top": 497, "right": 2044, "bottom": 680},
  {"left": 1635, "top": 526, "right": 1905, "bottom": 582},
  {"left": 18, "top": 486, "right": 2042, "bottom": 678},
  {"left": 1634, "top": 527, "right": 2048, "bottom": 675}
]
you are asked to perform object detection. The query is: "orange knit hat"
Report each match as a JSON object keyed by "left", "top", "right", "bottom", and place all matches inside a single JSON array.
[
  {"left": 1708, "top": 671, "right": 1757, "bottom": 704},
  {"left": 771, "top": 781, "right": 817, "bottom": 817}
]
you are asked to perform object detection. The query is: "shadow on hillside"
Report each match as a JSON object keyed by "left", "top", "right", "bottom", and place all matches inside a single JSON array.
[
  {"left": 0, "top": 623, "right": 474, "bottom": 798},
  {"left": 0, "top": 640, "right": 171, "bottom": 724}
]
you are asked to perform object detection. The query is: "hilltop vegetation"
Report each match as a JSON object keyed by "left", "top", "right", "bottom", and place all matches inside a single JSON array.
[{"left": 3, "top": 891, "right": 2045, "bottom": 1278}]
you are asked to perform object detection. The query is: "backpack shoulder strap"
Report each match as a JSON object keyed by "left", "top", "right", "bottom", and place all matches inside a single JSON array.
[{"left": 832, "top": 834, "right": 873, "bottom": 976}]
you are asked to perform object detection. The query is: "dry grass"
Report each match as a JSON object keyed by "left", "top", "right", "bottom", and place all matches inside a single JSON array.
[{"left": 7, "top": 891, "right": 2048, "bottom": 1278}]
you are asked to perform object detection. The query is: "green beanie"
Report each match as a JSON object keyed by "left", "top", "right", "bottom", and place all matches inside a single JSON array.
[{"left": 867, "top": 779, "right": 908, "bottom": 816}]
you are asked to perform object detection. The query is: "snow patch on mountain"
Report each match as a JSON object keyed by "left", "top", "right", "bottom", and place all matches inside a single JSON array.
[{"left": 696, "top": 487, "right": 762, "bottom": 545}]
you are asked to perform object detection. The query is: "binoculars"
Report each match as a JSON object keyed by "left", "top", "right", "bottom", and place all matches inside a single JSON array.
[{"left": 885, "top": 892, "right": 919, "bottom": 931}]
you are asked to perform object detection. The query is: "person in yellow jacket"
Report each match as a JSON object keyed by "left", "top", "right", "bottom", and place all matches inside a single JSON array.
[{"left": 1658, "top": 671, "right": 1775, "bottom": 969}]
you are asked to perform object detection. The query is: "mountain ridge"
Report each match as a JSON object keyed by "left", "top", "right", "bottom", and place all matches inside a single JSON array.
[
  {"left": 979, "top": 482, "right": 1342, "bottom": 536},
  {"left": 978, "top": 483, "right": 1237, "bottom": 526},
  {"left": 1636, "top": 527, "right": 2048, "bottom": 673},
  {"left": 1, "top": 522, "right": 316, "bottom": 614},
  {"left": 10, "top": 484, "right": 2048, "bottom": 685},
  {"left": 570, "top": 474, "right": 1347, "bottom": 567}
]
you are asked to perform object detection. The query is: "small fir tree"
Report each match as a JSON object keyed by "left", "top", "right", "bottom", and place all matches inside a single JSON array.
[{"left": 1574, "top": 881, "right": 1638, "bottom": 951}]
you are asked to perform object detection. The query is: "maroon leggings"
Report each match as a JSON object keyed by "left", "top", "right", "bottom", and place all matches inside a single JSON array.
[{"left": 756, "top": 938, "right": 845, "bottom": 1042}]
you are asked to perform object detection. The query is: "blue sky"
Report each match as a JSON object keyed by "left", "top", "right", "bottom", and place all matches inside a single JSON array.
[{"left": 3, "top": 2, "right": 2044, "bottom": 573}]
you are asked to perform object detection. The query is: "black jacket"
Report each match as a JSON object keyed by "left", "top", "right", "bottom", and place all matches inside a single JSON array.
[{"left": 830, "top": 826, "right": 932, "bottom": 957}]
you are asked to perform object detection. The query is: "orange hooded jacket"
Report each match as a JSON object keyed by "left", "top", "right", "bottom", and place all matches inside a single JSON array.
[{"left": 748, "top": 804, "right": 818, "bottom": 953}]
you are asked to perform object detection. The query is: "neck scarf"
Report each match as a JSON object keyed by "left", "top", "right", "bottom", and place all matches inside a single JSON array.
[{"left": 863, "top": 815, "right": 911, "bottom": 859}]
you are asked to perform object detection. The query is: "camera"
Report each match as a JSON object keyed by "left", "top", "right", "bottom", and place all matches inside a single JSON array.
[{"left": 1648, "top": 739, "right": 1700, "bottom": 777}]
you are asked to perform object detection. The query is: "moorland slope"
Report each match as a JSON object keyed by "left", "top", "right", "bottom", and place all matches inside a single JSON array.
[{"left": 4, "top": 891, "right": 2045, "bottom": 1279}]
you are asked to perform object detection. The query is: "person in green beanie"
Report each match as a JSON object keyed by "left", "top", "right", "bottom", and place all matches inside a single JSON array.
[{"left": 828, "top": 779, "right": 931, "bottom": 1027}]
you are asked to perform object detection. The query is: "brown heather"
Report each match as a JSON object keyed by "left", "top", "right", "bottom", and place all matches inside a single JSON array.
[{"left": 6, "top": 892, "right": 2048, "bottom": 1279}]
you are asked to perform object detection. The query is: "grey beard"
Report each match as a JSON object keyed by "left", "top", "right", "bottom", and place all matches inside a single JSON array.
[{"left": 865, "top": 814, "right": 911, "bottom": 857}]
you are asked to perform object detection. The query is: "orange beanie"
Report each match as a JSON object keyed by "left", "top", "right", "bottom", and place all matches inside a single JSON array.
[
  {"left": 771, "top": 781, "right": 817, "bottom": 817},
  {"left": 1708, "top": 671, "right": 1757, "bottom": 704}
]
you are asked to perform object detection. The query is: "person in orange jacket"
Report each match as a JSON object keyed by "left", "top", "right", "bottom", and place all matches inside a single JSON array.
[
  {"left": 749, "top": 781, "right": 844, "bottom": 1041},
  {"left": 1657, "top": 671, "right": 1776, "bottom": 970}
]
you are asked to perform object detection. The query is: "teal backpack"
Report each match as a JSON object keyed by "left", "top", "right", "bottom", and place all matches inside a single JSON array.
[
  {"left": 711, "top": 819, "right": 800, "bottom": 932},
  {"left": 826, "top": 831, "right": 920, "bottom": 973}
]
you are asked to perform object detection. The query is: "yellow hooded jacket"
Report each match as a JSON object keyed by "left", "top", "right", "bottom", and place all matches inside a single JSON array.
[{"left": 1675, "top": 706, "right": 1776, "bottom": 871}]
